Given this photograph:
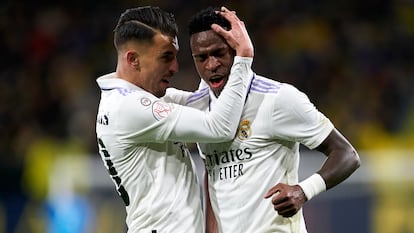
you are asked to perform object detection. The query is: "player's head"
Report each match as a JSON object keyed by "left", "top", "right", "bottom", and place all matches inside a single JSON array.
[
  {"left": 188, "top": 7, "right": 231, "bottom": 36},
  {"left": 114, "top": 6, "right": 178, "bottom": 50},
  {"left": 114, "top": 6, "right": 179, "bottom": 98},
  {"left": 188, "top": 7, "right": 235, "bottom": 97}
]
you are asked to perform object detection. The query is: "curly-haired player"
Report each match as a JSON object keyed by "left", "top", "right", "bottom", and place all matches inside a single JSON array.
[{"left": 164, "top": 6, "right": 360, "bottom": 233}]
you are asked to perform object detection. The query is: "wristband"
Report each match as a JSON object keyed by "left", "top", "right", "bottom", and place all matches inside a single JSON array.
[{"left": 298, "top": 173, "right": 326, "bottom": 201}]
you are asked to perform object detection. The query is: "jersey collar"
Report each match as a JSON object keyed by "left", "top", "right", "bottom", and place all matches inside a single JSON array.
[{"left": 96, "top": 72, "right": 142, "bottom": 91}]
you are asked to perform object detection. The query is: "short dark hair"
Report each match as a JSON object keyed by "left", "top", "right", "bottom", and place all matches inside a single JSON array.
[
  {"left": 113, "top": 6, "right": 178, "bottom": 49},
  {"left": 188, "top": 7, "right": 231, "bottom": 36}
]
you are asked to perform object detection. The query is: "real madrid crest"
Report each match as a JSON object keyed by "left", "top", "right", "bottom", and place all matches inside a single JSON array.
[{"left": 237, "top": 119, "right": 251, "bottom": 140}]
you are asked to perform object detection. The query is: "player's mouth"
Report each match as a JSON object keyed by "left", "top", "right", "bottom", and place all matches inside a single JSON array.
[
  {"left": 209, "top": 76, "right": 225, "bottom": 89},
  {"left": 159, "top": 79, "right": 171, "bottom": 90},
  {"left": 161, "top": 75, "right": 173, "bottom": 85}
]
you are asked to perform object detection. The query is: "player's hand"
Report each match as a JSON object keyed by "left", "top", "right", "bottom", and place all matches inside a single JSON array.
[
  {"left": 211, "top": 6, "right": 254, "bottom": 58},
  {"left": 264, "top": 183, "right": 307, "bottom": 217}
]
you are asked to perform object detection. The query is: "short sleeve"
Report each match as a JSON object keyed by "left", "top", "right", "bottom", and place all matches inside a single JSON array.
[{"left": 271, "top": 84, "right": 334, "bottom": 149}]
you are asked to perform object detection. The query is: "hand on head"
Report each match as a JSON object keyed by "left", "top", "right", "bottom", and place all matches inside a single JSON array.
[{"left": 211, "top": 6, "right": 254, "bottom": 58}]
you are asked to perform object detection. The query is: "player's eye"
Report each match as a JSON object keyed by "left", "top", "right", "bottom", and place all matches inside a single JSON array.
[
  {"left": 194, "top": 54, "right": 207, "bottom": 62},
  {"left": 161, "top": 54, "right": 175, "bottom": 62}
]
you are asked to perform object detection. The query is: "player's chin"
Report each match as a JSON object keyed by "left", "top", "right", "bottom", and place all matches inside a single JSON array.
[
  {"left": 155, "top": 87, "right": 168, "bottom": 98},
  {"left": 208, "top": 82, "right": 225, "bottom": 95},
  {"left": 212, "top": 87, "right": 224, "bottom": 96}
]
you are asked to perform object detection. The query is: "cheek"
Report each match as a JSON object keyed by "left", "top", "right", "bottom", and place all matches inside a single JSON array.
[
  {"left": 146, "top": 63, "right": 166, "bottom": 77},
  {"left": 224, "top": 56, "right": 235, "bottom": 67},
  {"left": 195, "top": 64, "right": 207, "bottom": 77},
  {"left": 222, "top": 62, "right": 232, "bottom": 74}
]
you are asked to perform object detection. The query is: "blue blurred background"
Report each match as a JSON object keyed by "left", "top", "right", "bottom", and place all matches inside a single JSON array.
[{"left": 1, "top": 0, "right": 413, "bottom": 232}]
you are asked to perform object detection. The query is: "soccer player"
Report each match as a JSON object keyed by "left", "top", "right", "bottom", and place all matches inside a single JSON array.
[
  {"left": 95, "top": 6, "right": 253, "bottom": 233},
  {"left": 164, "top": 7, "right": 361, "bottom": 233}
]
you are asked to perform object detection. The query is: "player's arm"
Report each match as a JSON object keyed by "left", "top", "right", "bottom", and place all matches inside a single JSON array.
[
  {"left": 204, "top": 167, "right": 219, "bottom": 233},
  {"left": 264, "top": 130, "right": 360, "bottom": 217},
  {"left": 163, "top": 88, "right": 194, "bottom": 105},
  {"left": 313, "top": 128, "right": 361, "bottom": 189},
  {"left": 295, "top": 128, "right": 360, "bottom": 203},
  {"left": 167, "top": 7, "right": 254, "bottom": 142},
  {"left": 264, "top": 85, "right": 360, "bottom": 217}
]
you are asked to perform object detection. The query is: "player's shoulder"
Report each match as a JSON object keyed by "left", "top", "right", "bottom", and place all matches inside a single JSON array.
[
  {"left": 250, "top": 74, "right": 297, "bottom": 96},
  {"left": 117, "top": 90, "right": 176, "bottom": 126},
  {"left": 98, "top": 74, "right": 155, "bottom": 102},
  {"left": 251, "top": 75, "right": 310, "bottom": 107},
  {"left": 110, "top": 87, "right": 156, "bottom": 108}
]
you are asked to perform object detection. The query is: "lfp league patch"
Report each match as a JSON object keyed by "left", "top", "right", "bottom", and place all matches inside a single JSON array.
[{"left": 152, "top": 101, "right": 174, "bottom": 120}]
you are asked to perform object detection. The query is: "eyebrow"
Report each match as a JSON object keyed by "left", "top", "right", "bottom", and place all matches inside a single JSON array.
[
  {"left": 193, "top": 46, "right": 228, "bottom": 57},
  {"left": 161, "top": 51, "right": 175, "bottom": 56}
]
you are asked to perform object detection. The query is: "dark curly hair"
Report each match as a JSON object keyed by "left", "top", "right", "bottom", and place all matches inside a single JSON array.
[{"left": 188, "top": 7, "right": 231, "bottom": 36}]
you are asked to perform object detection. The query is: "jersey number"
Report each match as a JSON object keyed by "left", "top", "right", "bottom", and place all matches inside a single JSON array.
[{"left": 98, "top": 138, "right": 130, "bottom": 206}]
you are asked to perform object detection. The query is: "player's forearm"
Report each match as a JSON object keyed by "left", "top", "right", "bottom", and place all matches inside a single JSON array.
[
  {"left": 210, "top": 56, "right": 252, "bottom": 138},
  {"left": 163, "top": 88, "right": 193, "bottom": 105},
  {"left": 200, "top": 56, "right": 252, "bottom": 140},
  {"left": 170, "top": 57, "right": 252, "bottom": 142}
]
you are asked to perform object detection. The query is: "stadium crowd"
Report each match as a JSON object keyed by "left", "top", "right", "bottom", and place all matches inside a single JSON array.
[{"left": 0, "top": 0, "right": 413, "bottom": 232}]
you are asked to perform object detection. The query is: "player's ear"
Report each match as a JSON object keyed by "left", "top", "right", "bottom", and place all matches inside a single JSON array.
[{"left": 126, "top": 51, "right": 140, "bottom": 71}]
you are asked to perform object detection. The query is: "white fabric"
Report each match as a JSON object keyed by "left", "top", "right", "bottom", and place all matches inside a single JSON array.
[
  {"left": 298, "top": 173, "right": 326, "bottom": 201},
  {"left": 173, "top": 74, "right": 334, "bottom": 233},
  {"left": 95, "top": 56, "right": 252, "bottom": 233}
]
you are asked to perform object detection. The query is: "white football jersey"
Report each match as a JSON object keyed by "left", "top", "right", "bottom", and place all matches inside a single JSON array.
[
  {"left": 168, "top": 74, "right": 334, "bottom": 233},
  {"left": 96, "top": 57, "right": 252, "bottom": 233}
]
